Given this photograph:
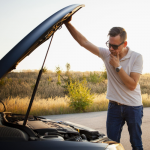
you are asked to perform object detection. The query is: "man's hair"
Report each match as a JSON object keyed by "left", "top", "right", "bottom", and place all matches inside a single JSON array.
[{"left": 108, "top": 27, "right": 127, "bottom": 42}]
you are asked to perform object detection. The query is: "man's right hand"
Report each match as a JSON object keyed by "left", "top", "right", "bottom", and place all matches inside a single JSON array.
[{"left": 64, "top": 16, "right": 72, "bottom": 24}]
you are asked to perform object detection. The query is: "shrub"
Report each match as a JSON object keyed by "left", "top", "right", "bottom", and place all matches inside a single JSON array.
[
  {"left": 101, "top": 70, "right": 107, "bottom": 80},
  {"left": 0, "top": 78, "right": 12, "bottom": 86},
  {"left": 47, "top": 76, "right": 52, "bottom": 83},
  {"left": 101, "top": 65, "right": 107, "bottom": 80},
  {"left": 88, "top": 71, "right": 106, "bottom": 84},
  {"left": 0, "top": 78, "right": 6, "bottom": 86},
  {"left": 67, "top": 79, "right": 94, "bottom": 112},
  {"left": 88, "top": 72, "right": 101, "bottom": 84},
  {"left": 66, "top": 63, "right": 70, "bottom": 74},
  {"left": 31, "top": 84, "right": 35, "bottom": 90},
  {"left": 56, "top": 66, "right": 61, "bottom": 85},
  {"left": 55, "top": 63, "right": 73, "bottom": 94},
  {"left": 42, "top": 66, "right": 48, "bottom": 73}
]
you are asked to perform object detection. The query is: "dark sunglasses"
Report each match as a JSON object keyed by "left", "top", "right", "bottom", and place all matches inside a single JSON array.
[{"left": 106, "top": 41, "right": 125, "bottom": 50}]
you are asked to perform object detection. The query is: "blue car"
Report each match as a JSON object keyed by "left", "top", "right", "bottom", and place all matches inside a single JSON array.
[{"left": 0, "top": 4, "right": 125, "bottom": 150}]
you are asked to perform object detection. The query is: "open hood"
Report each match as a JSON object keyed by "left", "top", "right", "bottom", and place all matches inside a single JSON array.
[{"left": 0, "top": 4, "right": 84, "bottom": 80}]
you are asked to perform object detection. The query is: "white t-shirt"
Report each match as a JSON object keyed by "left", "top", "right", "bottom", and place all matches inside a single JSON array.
[{"left": 99, "top": 47, "right": 143, "bottom": 106}]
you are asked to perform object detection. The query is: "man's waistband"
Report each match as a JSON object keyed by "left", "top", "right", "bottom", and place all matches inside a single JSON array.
[{"left": 109, "top": 100, "right": 124, "bottom": 106}]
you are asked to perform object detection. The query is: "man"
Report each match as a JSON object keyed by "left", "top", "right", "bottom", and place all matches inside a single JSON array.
[{"left": 64, "top": 17, "right": 143, "bottom": 150}]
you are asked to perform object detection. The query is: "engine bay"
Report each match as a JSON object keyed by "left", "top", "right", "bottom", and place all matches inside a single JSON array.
[{"left": 1, "top": 112, "right": 111, "bottom": 143}]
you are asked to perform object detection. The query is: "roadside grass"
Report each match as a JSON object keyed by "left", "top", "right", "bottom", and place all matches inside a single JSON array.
[
  {"left": 142, "top": 94, "right": 150, "bottom": 107},
  {"left": 0, "top": 71, "right": 107, "bottom": 100},
  {"left": 0, "top": 93, "right": 150, "bottom": 116},
  {"left": 0, "top": 94, "right": 108, "bottom": 115},
  {"left": 0, "top": 71, "right": 150, "bottom": 115}
]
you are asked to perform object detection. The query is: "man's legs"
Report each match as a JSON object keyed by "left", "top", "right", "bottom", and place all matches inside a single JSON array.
[
  {"left": 125, "top": 105, "right": 143, "bottom": 150},
  {"left": 106, "top": 102, "right": 125, "bottom": 143}
]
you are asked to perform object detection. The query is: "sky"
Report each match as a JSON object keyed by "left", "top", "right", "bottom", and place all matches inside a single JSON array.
[{"left": 0, "top": 0, "right": 150, "bottom": 73}]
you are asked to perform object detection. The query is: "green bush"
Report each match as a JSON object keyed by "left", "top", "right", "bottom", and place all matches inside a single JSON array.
[
  {"left": 0, "top": 78, "right": 12, "bottom": 86},
  {"left": 88, "top": 71, "right": 106, "bottom": 84},
  {"left": 67, "top": 79, "right": 94, "bottom": 112},
  {"left": 47, "top": 76, "right": 52, "bottom": 84},
  {"left": 101, "top": 65, "right": 107, "bottom": 80},
  {"left": 42, "top": 66, "right": 48, "bottom": 73},
  {"left": 65, "top": 63, "right": 71, "bottom": 76},
  {"left": 88, "top": 72, "right": 101, "bottom": 84},
  {"left": 55, "top": 63, "right": 72, "bottom": 94},
  {"left": 101, "top": 70, "right": 107, "bottom": 80},
  {"left": 0, "top": 79, "right": 5, "bottom": 86},
  {"left": 56, "top": 66, "right": 61, "bottom": 85}
]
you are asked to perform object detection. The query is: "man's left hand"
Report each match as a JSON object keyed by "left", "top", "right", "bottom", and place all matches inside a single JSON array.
[{"left": 109, "top": 52, "right": 120, "bottom": 68}]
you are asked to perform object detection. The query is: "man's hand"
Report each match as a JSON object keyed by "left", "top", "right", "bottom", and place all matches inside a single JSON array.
[
  {"left": 109, "top": 52, "right": 141, "bottom": 90},
  {"left": 109, "top": 52, "right": 120, "bottom": 68},
  {"left": 64, "top": 16, "right": 72, "bottom": 24}
]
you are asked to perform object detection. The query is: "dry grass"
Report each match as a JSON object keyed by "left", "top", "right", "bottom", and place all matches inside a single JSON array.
[
  {"left": 2, "top": 96, "right": 74, "bottom": 115},
  {"left": 0, "top": 94, "right": 109, "bottom": 115},
  {"left": 142, "top": 94, "right": 150, "bottom": 107},
  {"left": 139, "top": 73, "right": 150, "bottom": 94},
  {"left": 0, "top": 93, "right": 149, "bottom": 116},
  {"left": 0, "top": 71, "right": 107, "bottom": 99},
  {"left": 0, "top": 71, "right": 150, "bottom": 115}
]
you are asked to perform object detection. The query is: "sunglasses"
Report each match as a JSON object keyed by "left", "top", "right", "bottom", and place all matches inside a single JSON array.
[{"left": 106, "top": 41, "right": 125, "bottom": 50}]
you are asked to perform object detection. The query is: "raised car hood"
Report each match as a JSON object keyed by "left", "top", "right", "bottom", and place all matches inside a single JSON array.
[{"left": 0, "top": 4, "right": 84, "bottom": 80}]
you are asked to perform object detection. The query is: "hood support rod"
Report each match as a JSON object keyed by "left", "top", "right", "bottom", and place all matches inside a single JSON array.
[{"left": 23, "top": 33, "right": 54, "bottom": 126}]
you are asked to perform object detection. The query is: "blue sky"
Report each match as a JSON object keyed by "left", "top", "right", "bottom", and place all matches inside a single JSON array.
[{"left": 0, "top": 0, "right": 150, "bottom": 73}]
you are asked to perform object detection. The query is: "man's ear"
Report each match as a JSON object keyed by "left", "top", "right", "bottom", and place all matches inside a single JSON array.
[{"left": 124, "top": 41, "right": 127, "bottom": 47}]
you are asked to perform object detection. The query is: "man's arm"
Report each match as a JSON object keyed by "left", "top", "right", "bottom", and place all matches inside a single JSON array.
[
  {"left": 65, "top": 21, "right": 99, "bottom": 56},
  {"left": 109, "top": 53, "right": 141, "bottom": 91},
  {"left": 118, "top": 69, "right": 141, "bottom": 91}
]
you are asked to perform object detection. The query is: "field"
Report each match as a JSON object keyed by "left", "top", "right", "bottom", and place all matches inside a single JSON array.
[{"left": 0, "top": 70, "right": 150, "bottom": 115}]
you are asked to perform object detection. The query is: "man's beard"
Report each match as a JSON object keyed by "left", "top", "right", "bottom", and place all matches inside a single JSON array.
[{"left": 111, "top": 51, "right": 117, "bottom": 56}]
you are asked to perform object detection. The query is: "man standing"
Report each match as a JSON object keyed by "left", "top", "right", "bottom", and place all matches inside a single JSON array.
[{"left": 64, "top": 17, "right": 143, "bottom": 150}]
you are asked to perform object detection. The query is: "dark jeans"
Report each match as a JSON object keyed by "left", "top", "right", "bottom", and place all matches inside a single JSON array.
[{"left": 106, "top": 102, "right": 143, "bottom": 150}]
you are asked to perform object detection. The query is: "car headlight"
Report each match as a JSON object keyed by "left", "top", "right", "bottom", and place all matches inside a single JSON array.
[{"left": 105, "top": 143, "right": 125, "bottom": 150}]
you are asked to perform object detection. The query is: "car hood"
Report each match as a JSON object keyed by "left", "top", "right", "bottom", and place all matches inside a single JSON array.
[{"left": 0, "top": 4, "right": 84, "bottom": 80}]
